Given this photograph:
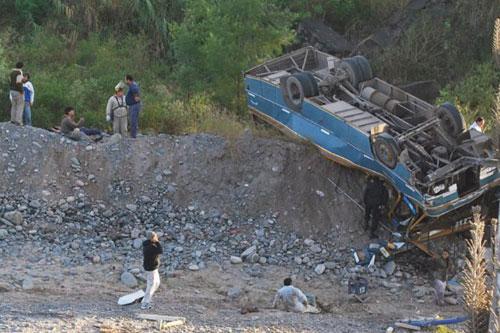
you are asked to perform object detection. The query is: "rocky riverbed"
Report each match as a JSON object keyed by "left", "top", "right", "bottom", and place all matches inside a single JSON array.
[{"left": 0, "top": 122, "right": 466, "bottom": 332}]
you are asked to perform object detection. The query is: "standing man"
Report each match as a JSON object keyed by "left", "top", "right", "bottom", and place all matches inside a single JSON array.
[
  {"left": 125, "top": 74, "right": 141, "bottom": 138},
  {"left": 469, "top": 116, "right": 485, "bottom": 133},
  {"left": 9, "top": 62, "right": 24, "bottom": 125},
  {"left": 142, "top": 231, "right": 163, "bottom": 310},
  {"left": 363, "top": 176, "right": 389, "bottom": 239},
  {"left": 106, "top": 84, "right": 128, "bottom": 136},
  {"left": 22, "top": 73, "right": 35, "bottom": 126}
]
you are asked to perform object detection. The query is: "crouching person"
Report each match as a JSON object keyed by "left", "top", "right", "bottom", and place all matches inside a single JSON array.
[
  {"left": 106, "top": 84, "right": 128, "bottom": 136},
  {"left": 432, "top": 249, "right": 455, "bottom": 306},
  {"left": 272, "top": 277, "right": 309, "bottom": 313},
  {"left": 142, "top": 231, "right": 163, "bottom": 310}
]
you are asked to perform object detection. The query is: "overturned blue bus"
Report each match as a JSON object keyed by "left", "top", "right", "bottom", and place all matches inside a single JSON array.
[{"left": 244, "top": 47, "right": 500, "bottom": 252}]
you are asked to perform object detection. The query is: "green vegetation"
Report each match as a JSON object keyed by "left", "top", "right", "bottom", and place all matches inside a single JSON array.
[
  {"left": 373, "top": 0, "right": 500, "bottom": 129},
  {"left": 171, "top": 0, "right": 295, "bottom": 111},
  {"left": 439, "top": 63, "right": 500, "bottom": 129},
  {"left": 0, "top": 0, "right": 498, "bottom": 136},
  {"left": 5, "top": 31, "right": 161, "bottom": 130}
]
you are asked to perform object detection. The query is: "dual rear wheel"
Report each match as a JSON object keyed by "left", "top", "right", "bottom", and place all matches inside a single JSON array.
[{"left": 281, "top": 71, "right": 319, "bottom": 111}]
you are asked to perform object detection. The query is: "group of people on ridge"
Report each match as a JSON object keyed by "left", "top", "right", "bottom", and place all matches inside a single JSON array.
[
  {"left": 9, "top": 62, "right": 142, "bottom": 140},
  {"left": 9, "top": 62, "right": 34, "bottom": 127}
]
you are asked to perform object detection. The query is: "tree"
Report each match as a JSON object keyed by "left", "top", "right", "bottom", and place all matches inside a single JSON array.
[{"left": 171, "top": 0, "right": 295, "bottom": 111}]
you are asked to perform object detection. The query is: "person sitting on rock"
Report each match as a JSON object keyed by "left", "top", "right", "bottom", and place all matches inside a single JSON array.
[
  {"left": 141, "top": 231, "right": 163, "bottom": 310},
  {"left": 469, "top": 116, "right": 485, "bottom": 133},
  {"left": 272, "top": 277, "right": 309, "bottom": 313},
  {"left": 60, "top": 106, "right": 102, "bottom": 141},
  {"left": 106, "top": 83, "right": 128, "bottom": 136},
  {"left": 431, "top": 248, "right": 455, "bottom": 306}
]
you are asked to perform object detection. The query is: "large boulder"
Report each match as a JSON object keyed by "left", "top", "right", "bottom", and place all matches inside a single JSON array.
[
  {"left": 4, "top": 211, "right": 23, "bottom": 225},
  {"left": 120, "top": 272, "right": 138, "bottom": 288}
]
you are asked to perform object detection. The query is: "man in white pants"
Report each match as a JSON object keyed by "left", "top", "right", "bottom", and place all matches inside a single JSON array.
[
  {"left": 272, "top": 277, "right": 309, "bottom": 313},
  {"left": 106, "top": 83, "right": 128, "bottom": 136},
  {"left": 141, "top": 231, "right": 163, "bottom": 310},
  {"left": 9, "top": 62, "right": 24, "bottom": 125}
]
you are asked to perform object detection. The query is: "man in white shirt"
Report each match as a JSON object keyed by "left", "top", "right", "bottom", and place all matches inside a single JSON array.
[
  {"left": 469, "top": 116, "right": 485, "bottom": 133},
  {"left": 22, "top": 73, "right": 35, "bottom": 126},
  {"left": 106, "top": 83, "right": 128, "bottom": 136},
  {"left": 272, "top": 277, "right": 309, "bottom": 312}
]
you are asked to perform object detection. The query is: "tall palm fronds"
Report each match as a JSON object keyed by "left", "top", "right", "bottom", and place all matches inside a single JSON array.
[
  {"left": 51, "top": 0, "right": 114, "bottom": 33},
  {"left": 50, "top": 0, "right": 183, "bottom": 56},
  {"left": 493, "top": 17, "right": 500, "bottom": 69},
  {"left": 489, "top": 219, "right": 500, "bottom": 333},
  {"left": 463, "top": 206, "right": 491, "bottom": 333}
]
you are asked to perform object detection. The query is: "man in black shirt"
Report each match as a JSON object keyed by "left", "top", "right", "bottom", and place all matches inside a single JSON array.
[
  {"left": 363, "top": 176, "right": 389, "bottom": 239},
  {"left": 141, "top": 231, "right": 163, "bottom": 310}
]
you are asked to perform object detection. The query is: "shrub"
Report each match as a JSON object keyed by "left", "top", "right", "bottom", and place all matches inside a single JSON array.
[
  {"left": 438, "top": 62, "right": 500, "bottom": 130},
  {"left": 373, "top": 14, "right": 450, "bottom": 85},
  {"left": 142, "top": 93, "right": 248, "bottom": 138}
]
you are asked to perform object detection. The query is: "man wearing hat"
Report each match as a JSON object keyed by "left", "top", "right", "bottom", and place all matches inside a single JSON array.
[
  {"left": 141, "top": 231, "right": 163, "bottom": 310},
  {"left": 106, "top": 82, "right": 128, "bottom": 136}
]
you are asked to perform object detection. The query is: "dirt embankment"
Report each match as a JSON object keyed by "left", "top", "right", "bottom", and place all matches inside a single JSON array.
[
  {"left": 0, "top": 123, "right": 366, "bottom": 245},
  {"left": 0, "top": 123, "right": 467, "bottom": 333}
]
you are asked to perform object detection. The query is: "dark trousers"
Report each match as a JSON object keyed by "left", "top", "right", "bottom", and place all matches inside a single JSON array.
[
  {"left": 129, "top": 103, "right": 141, "bottom": 138},
  {"left": 81, "top": 127, "right": 101, "bottom": 136},
  {"left": 364, "top": 204, "right": 382, "bottom": 235}
]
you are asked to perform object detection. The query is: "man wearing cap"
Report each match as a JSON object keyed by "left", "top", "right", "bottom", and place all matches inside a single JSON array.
[
  {"left": 106, "top": 83, "right": 128, "bottom": 136},
  {"left": 142, "top": 231, "right": 163, "bottom": 310}
]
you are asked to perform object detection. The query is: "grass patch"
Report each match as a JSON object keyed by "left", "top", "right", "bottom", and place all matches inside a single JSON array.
[{"left": 438, "top": 62, "right": 500, "bottom": 131}]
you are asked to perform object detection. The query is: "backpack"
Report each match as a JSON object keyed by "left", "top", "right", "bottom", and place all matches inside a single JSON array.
[{"left": 110, "top": 96, "right": 126, "bottom": 121}]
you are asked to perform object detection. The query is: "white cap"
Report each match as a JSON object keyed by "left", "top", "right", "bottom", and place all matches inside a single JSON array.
[{"left": 115, "top": 81, "right": 126, "bottom": 92}]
